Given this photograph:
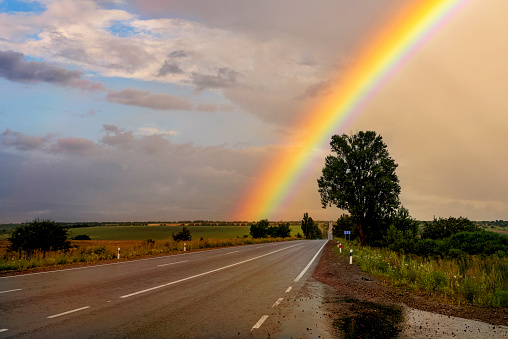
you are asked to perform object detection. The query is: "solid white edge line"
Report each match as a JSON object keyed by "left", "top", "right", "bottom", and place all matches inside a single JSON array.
[
  {"left": 157, "top": 260, "right": 188, "bottom": 267},
  {"left": 251, "top": 315, "right": 269, "bottom": 330},
  {"left": 285, "top": 286, "right": 292, "bottom": 293},
  {"left": 272, "top": 297, "right": 284, "bottom": 307},
  {"left": 47, "top": 306, "right": 90, "bottom": 319},
  {"left": 0, "top": 329, "right": 8, "bottom": 333},
  {"left": 120, "top": 243, "right": 302, "bottom": 299},
  {"left": 294, "top": 240, "right": 328, "bottom": 282},
  {"left": 0, "top": 288, "right": 22, "bottom": 294}
]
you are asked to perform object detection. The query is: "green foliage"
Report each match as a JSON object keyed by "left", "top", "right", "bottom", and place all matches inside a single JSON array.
[
  {"left": 318, "top": 131, "right": 401, "bottom": 245},
  {"left": 271, "top": 222, "right": 291, "bottom": 238},
  {"left": 301, "top": 212, "right": 321, "bottom": 239},
  {"left": 72, "top": 234, "right": 91, "bottom": 240},
  {"left": 333, "top": 214, "right": 356, "bottom": 239},
  {"left": 421, "top": 216, "right": 480, "bottom": 240},
  {"left": 250, "top": 220, "right": 292, "bottom": 238},
  {"left": 8, "top": 219, "right": 70, "bottom": 255},
  {"left": 340, "top": 240, "right": 508, "bottom": 307},
  {"left": 250, "top": 219, "right": 270, "bottom": 238},
  {"left": 172, "top": 226, "right": 192, "bottom": 241},
  {"left": 447, "top": 231, "right": 508, "bottom": 256}
]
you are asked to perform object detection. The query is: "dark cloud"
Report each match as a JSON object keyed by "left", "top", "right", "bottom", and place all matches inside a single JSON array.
[
  {"left": 157, "top": 60, "right": 184, "bottom": 76},
  {"left": 169, "top": 50, "right": 188, "bottom": 58},
  {"left": 1, "top": 128, "right": 47, "bottom": 151},
  {"left": 0, "top": 127, "right": 271, "bottom": 222},
  {"left": 0, "top": 50, "right": 105, "bottom": 90},
  {"left": 191, "top": 67, "right": 241, "bottom": 91},
  {"left": 50, "top": 137, "right": 96, "bottom": 155},
  {"left": 106, "top": 88, "right": 194, "bottom": 110},
  {"left": 101, "top": 124, "right": 136, "bottom": 149}
]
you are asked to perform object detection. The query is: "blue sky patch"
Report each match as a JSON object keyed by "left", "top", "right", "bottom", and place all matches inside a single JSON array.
[{"left": 0, "top": 0, "right": 46, "bottom": 14}]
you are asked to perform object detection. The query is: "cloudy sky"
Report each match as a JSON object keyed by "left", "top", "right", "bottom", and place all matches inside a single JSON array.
[{"left": 1, "top": 0, "right": 507, "bottom": 223}]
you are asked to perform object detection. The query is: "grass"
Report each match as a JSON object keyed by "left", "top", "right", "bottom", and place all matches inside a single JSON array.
[
  {"left": 0, "top": 236, "right": 297, "bottom": 273},
  {"left": 67, "top": 225, "right": 303, "bottom": 240},
  {"left": 335, "top": 238, "right": 508, "bottom": 308}
]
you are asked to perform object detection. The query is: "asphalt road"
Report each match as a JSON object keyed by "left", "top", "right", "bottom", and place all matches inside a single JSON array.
[{"left": 0, "top": 239, "right": 329, "bottom": 338}]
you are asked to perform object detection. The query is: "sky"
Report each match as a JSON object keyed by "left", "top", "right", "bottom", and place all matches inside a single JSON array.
[{"left": 1, "top": 0, "right": 507, "bottom": 223}]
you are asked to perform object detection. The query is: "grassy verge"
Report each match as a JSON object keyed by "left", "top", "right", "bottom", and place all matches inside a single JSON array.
[
  {"left": 0, "top": 237, "right": 293, "bottom": 273},
  {"left": 334, "top": 239, "right": 508, "bottom": 308}
]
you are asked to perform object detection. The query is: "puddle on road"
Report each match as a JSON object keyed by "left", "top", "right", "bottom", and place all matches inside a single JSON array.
[{"left": 269, "top": 278, "right": 508, "bottom": 338}]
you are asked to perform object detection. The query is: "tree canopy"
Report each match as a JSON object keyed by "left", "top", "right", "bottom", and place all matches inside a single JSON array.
[{"left": 318, "top": 131, "right": 401, "bottom": 245}]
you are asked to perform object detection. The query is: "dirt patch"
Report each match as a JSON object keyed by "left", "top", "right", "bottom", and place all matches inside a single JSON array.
[{"left": 312, "top": 241, "right": 508, "bottom": 327}]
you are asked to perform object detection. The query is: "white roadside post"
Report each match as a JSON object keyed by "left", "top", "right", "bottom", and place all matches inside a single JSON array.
[
  {"left": 349, "top": 249, "right": 353, "bottom": 265},
  {"left": 117, "top": 247, "right": 120, "bottom": 260},
  {"left": 340, "top": 243, "right": 342, "bottom": 254},
  {"left": 184, "top": 242, "right": 186, "bottom": 252}
]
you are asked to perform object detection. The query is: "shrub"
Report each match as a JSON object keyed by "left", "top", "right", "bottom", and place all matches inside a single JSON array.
[
  {"left": 172, "top": 226, "right": 192, "bottom": 241},
  {"left": 72, "top": 234, "right": 91, "bottom": 240},
  {"left": 9, "top": 219, "right": 70, "bottom": 255},
  {"left": 421, "top": 216, "right": 480, "bottom": 240}
]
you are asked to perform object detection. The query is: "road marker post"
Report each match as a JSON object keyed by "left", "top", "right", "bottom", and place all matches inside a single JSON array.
[
  {"left": 184, "top": 243, "right": 186, "bottom": 252},
  {"left": 349, "top": 249, "right": 353, "bottom": 265},
  {"left": 117, "top": 247, "right": 120, "bottom": 260},
  {"left": 339, "top": 243, "right": 342, "bottom": 253}
]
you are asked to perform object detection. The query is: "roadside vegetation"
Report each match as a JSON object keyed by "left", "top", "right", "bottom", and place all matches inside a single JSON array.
[
  {"left": 0, "top": 220, "right": 303, "bottom": 274},
  {"left": 319, "top": 131, "right": 508, "bottom": 308},
  {"left": 335, "top": 238, "right": 508, "bottom": 307}
]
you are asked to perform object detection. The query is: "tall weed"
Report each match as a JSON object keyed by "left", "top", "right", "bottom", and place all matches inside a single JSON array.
[{"left": 336, "top": 239, "right": 508, "bottom": 307}]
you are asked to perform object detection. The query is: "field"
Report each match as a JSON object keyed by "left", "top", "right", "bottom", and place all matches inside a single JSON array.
[{"left": 67, "top": 225, "right": 303, "bottom": 240}]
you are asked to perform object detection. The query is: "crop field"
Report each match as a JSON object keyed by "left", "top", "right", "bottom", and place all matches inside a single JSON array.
[{"left": 68, "top": 225, "right": 304, "bottom": 241}]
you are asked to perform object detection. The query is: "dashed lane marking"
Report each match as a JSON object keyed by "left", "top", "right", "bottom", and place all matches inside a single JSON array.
[
  {"left": 120, "top": 243, "right": 301, "bottom": 299},
  {"left": 272, "top": 298, "right": 284, "bottom": 307},
  {"left": 285, "top": 286, "right": 292, "bottom": 293},
  {"left": 47, "top": 306, "right": 91, "bottom": 319},
  {"left": 251, "top": 315, "right": 269, "bottom": 330}
]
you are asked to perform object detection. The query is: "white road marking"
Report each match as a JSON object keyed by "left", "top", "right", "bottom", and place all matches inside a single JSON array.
[
  {"left": 120, "top": 243, "right": 301, "bottom": 299},
  {"left": 0, "top": 329, "right": 8, "bottom": 333},
  {"left": 225, "top": 251, "right": 239, "bottom": 255},
  {"left": 294, "top": 241, "right": 327, "bottom": 282},
  {"left": 285, "top": 286, "right": 292, "bottom": 293},
  {"left": 0, "top": 288, "right": 22, "bottom": 294},
  {"left": 47, "top": 306, "right": 91, "bottom": 319},
  {"left": 251, "top": 315, "right": 269, "bottom": 330},
  {"left": 272, "top": 297, "right": 284, "bottom": 307},
  {"left": 157, "top": 260, "right": 188, "bottom": 267}
]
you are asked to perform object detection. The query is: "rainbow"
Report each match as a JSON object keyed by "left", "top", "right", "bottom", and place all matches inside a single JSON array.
[{"left": 234, "top": 0, "right": 472, "bottom": 221}]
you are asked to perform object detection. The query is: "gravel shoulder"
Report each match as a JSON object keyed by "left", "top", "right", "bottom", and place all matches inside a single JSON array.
[{"left": 312, "top": 241, "right": 508, "bottom": 327}]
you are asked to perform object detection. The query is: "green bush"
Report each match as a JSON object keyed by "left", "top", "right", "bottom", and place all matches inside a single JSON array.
[
  {"left": 421, "top": 216, "right": 480, "bottom": 240},
  {"left": 172, "top": 226, "right": 192, "bottom": 241},
  {"left": 9, "top": 219, "right": 70, "bottom": 255}
]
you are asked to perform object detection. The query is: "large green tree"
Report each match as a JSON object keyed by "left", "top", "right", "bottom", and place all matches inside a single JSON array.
[{"left": 318, "top": 131, "right": 401, "bottom": 245}]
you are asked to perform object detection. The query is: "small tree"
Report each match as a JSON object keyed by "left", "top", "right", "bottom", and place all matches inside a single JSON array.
[
  {"left": 272, "top": 222, "right": 291, "bottom": 238},
  {"left": 301, "top": 213, "right": 321, "bottom": 239},
  {"left": 172, "top": 226, "right": 192, "bottom": 241},
  {"left": 9, "top": 219, "right": 70, "bottom": 255},
  {"left": 250, "top": 219, "right": 270, "bottom": 238}
]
